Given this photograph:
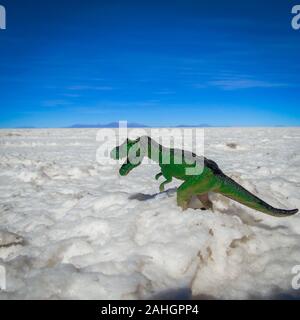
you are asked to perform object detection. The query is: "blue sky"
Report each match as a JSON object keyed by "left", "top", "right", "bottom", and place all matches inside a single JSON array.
[{"left": 0, "top": 0, "right": 300, "bottom": 127}]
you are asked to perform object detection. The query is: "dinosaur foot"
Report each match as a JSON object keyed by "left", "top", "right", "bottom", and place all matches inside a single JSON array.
[{"left": 178, "top": 201, "right": 189, "bottom": 211}]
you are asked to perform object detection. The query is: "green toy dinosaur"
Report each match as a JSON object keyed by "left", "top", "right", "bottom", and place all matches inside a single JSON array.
[{"left": 110, "top": 136, "right": 298, "bottom": 217}]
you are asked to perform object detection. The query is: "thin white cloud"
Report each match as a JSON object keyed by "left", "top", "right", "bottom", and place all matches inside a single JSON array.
[
  {"left": 206, "top": 79, "right": 288, "bottom": 90},
  {"left": 63, "top": 93, "right": 81, "bottom": 98},
  {"left": 68, "top": 85, "right": 113, "bottom": 91},
  {"left": 154, "top": 90, "right": 176, "bottom": 95},
  {"left": 42, "top": 100, "right": 71, "bottom": 107}
]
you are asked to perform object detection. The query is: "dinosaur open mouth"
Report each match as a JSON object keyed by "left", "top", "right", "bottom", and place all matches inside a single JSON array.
[{"left": 119, "top": 160, "right": 132, "bottom": 176}]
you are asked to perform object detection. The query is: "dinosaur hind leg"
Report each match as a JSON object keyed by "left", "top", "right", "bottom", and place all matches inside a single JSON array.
[
  {"left": 177, "top": 169, "right": 218, "bottom": 211},
  {"left": 177, "top": 179, "right": 199, "bottom": 210},
  {"left": 197, "top": 193, "right": 213, "bottom": 211}
]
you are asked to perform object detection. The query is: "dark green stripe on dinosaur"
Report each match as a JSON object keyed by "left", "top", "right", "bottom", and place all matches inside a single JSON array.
[{"left": 110, "top": 136, "right": 298, "bottom": 217}]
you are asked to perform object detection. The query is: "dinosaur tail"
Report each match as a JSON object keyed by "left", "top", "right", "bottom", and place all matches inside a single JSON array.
[{"left": 215, "top": 174, "right": 298, "bottom": 217}]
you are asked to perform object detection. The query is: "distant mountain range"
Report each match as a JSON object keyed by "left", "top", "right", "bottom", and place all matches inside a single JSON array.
[
  {"left": 68, "top": 122, "right": 212, "bottom": 128},
  {"left": 175, "top": 124, "right": 212, "bottom": 128},
  {"left": 5, "top": 124, "right": 298, "bottom": 129},
  {"left": 16, "top": 126, "right": 36, "bottom": 129},
  {"left": 69, "top": 122, "right": 149, "bottom": 128}
]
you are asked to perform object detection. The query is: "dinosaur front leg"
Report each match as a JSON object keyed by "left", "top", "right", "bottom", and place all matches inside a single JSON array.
[
  {"left": 159, "top": 177, "right": 172, "bottom": 192},
  {"left": 155, "top": 172, "right": 163, "bottom": 180}
]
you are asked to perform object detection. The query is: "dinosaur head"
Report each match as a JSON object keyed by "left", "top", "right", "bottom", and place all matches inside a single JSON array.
[
  {"left": 111, "top": 137, "right": 145, "bottom": 176},
  {"left": 110, "top": 138, "right": 139, "bottom": 160}
]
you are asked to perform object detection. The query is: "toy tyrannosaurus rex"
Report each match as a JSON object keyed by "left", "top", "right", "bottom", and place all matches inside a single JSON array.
[{"left": 110, "top": 136, "right": 298, "bottom": 217}]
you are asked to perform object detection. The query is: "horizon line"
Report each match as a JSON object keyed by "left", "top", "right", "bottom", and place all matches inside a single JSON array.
[{"left": 1, "top": 125, "right": 300, "bottom": 129}]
